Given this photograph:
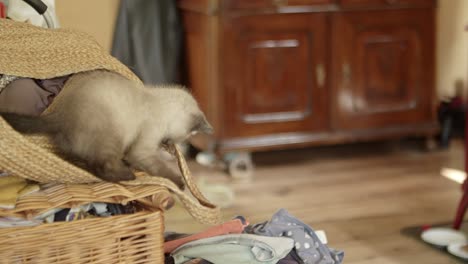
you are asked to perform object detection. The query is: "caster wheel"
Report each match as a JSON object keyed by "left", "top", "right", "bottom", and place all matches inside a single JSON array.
[
  {"left": 424, "top": 136, "right": 438, "bottom": 151},
  {"left": 195, "top": 151, "right": 217, "bottom": 167},
  {"left": 224, "top": 152, "right": 254, "bottom": 181}
]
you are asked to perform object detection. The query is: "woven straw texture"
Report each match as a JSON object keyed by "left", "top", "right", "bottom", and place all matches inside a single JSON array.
[
  {"left": 0, "top": 183, "right": 174, "bottom": 219},
  {"left": 0, "top": 211, "right": 164, "bottom": 264},
  {"left": 0, "top": 19, "right": 139, "bottom": 82}
]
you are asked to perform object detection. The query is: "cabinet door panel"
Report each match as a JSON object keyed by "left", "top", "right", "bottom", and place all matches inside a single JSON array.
[
  {"left": 243, "top": 33, "right": 310, "bottom": 122},
  {"left": 354, "top": 29, "right": 419, "bottom": 113},
  {"left": 222, "top": 14, "right": 329, "bottom": 138},
  {"left": 331, "top": 10, "right": 435, "bottom": 130}
]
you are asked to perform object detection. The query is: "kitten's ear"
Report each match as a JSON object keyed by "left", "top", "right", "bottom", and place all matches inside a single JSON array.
[{"left": 191, "top": 115, "right": 213, "bottom": 135}]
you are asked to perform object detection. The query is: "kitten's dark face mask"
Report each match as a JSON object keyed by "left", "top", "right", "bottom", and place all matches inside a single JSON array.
[
  {"left": 189, "top": 114, "right": 213, "bottom": 136},
  {"left": 160, "top": 114, "right": 213, "bottom": 148}
]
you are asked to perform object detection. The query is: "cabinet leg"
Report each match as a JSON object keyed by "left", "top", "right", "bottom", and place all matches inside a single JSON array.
[{"left": 195, "top": 151, "right": 255, "bottom": 180}]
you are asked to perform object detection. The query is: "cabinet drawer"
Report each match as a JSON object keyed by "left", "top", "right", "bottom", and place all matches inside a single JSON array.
[
  {"left": 224, "top": 0, "right": 335, "bottom": 10},
  {"left": 340, "top": 0, "right": 435, "bottom": 8}
]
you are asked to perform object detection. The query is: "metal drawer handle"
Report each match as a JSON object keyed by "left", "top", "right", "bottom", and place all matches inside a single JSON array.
[
  {"left": 342, "top": 62, "right": 352, "bottom": 85},
  {"left": 316, "top": 63, "right": 326, "bottom": 88}
]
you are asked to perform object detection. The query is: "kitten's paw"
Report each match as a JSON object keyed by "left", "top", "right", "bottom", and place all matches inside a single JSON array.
[
  {"left": 95, "top": 164, "right": 136, "bottom": 182},
  {"left": 113, "top": 171, "right": 137, "bottom": 182},
  {"left": 99, "top": 171, "right": 136, "bottom": 182}
]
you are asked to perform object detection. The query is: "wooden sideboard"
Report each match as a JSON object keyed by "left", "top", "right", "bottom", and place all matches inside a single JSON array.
[{"left": 178, "top": 0, "right": 438, "bottom": 153}]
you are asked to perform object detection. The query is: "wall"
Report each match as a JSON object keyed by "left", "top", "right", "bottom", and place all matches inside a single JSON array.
[
  {"left": 55, "top": 0, "right": 120, "bottom": 53},
  {"left": 437, "top": 0, "right": 468, "bottom": 98}
]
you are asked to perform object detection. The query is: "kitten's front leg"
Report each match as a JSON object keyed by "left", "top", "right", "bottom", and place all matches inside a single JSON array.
[
  {"left": 146, "top": 160, "right": 185, "bottom": 190},
  {"left": 94, "top": 159, "right": 136, "bottom": 182},
  {"left": 81, "top": 134, "right": 136, "bottom": 182}
]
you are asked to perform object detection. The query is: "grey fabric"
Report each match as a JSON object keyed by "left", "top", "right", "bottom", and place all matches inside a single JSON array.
[
  {"left": 247, "top": 209, "right": 344, "bottom": 264},
  {"left": 278, "top": 251, "right": 304, "bottom": 264},
  {"left": 171, "top": 234, "right": 294, "bottom": 264},
  {"left": 111, "top": 0, "right": 182, "bottom": 85},
  {"left": 0, "top": 75, "right": 68, "bottom": 115}
]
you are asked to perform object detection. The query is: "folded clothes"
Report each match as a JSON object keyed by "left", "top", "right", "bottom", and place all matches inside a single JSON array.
[
  {"left": 182, "top": 259, "right": 211, "bottom": 264},
  {"left": 170, "top": 233, "right": 294, "bottom": 264},
  {"left": 165, "top": 257, "right": 212, "bottom": 264},
  {"left": 165, "top": 216, "right": 249, "bottom": 253},
  {"left": 247, "top": 209, "right": 344, "bottom": 264},
  {"left": 0, "top": 216, "right": 41, "bottom": 228},
  {"left": 53, "top": 202, "right": 137, "bottom": 222},
  {"left": 0, "top": 208, "right": 61, "bottom": 228},
  {"left": 277, "top": 251, "right": 305, "bottom": 264},
  {"left": 0, "top": 75, "right": 69, "bottom": 115},
  {"left": 0, "top": 201, "right": 137, "bottom": 228},
  {"left": 0, "top": 175, "right": 40, "bottom": 209}
]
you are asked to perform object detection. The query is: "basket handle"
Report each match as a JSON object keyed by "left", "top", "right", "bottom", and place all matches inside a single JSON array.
[{"left": 123, "top": 144, "right": 222, "bottom": 225}]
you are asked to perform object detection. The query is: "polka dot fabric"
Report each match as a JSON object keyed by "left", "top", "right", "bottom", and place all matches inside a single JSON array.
[{"left": 247, "top": 209, "right": 344, "bottom": 264}]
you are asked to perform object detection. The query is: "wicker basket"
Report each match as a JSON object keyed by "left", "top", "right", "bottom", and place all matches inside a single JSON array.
[
  {"left": 0, "top": 181, "right": 174, "bottom": 263},
  {"left": 0, "top": 137, "right": 220, "bottom": 263},
  {"left": 0, "top": 140, "right": 222, "bottom": 263},
  {"left": 0, "top": 138, "right": 221, "bottom": 264},
  {"left": 0, "top": 211, "right": 164, "bottom": 264}
]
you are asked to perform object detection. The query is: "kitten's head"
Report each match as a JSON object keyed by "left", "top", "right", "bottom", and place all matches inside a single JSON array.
[{"left": 151, "top": 85, "right": 213, "bottom": 146}]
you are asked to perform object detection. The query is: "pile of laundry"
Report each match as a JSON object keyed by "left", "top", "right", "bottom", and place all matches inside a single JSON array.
[
  {"left": 0, "top": 172, "right": 137, "bottom": 228},
  {"left": 164, "top": 209, "right": 344, "bottom": 264},
  {"left": 0, "top": 172, "right": 40, "bottom": 211},
  {"left": 0, "top": 201, "right": 137, "bottom": 227}
]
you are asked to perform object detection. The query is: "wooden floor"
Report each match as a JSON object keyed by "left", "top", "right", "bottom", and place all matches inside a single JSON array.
[{"left": 165, "top": 139, "right": 466, "bottom": 264}]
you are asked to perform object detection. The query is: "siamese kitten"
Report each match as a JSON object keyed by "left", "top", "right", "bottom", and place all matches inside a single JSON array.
[{"left": 1, "top": 70, "right": 212, "bottom": 186}]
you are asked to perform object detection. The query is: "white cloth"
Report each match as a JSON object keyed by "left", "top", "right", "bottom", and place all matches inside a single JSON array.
[
  {"left": 6, "top": 0, "right": 58, "bottom": 28},
  {"left": 0, "top": 75, "right": 19, "bottom": 94}
]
